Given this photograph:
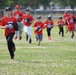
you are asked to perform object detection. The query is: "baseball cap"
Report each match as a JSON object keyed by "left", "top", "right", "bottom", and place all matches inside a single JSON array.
[
  {"left": 47, "top": 15, "right": 52, "bottom": 20},
  {"left": 15, "top": 5, "right": 20, "bottom": 9},
  {"left": 5, "top": 7, "right": 12, "bottom": 11},
  {"left": 26, "top": 8, "right": 30, "bottom": 11},
  {"left": 37, "top": 16, "right": 41, "bottom": 19}
]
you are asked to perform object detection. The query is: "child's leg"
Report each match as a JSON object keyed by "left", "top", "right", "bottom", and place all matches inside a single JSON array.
[
  {"left": 47, "top": 28, "right": 51, "bottom": 40},
  {"left": 58, "top": 26, "right": 61, "bottom": 35},
  {"left": 38, "top": 34, "right": 43, "bottom": 46},
  {"left": 61, "top": 27, "right": 64, "bottom": 37}
]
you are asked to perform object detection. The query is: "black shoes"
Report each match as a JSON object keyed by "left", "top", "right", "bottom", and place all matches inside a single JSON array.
[{"left": 29, "top": 38, "right": 32, "bottom": 44}]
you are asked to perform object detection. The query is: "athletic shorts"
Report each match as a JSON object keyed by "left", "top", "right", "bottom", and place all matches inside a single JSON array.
[
  {"left": 68, "top": 26, "right": 74, "bottom": 32},
  {"left": 35, "top": 34, "right": 43, "bottom": 41}
]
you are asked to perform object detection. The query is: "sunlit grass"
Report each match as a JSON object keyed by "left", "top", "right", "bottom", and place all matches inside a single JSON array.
[{"left": 0, "top": 19, "right": 76, "bottom": 75}]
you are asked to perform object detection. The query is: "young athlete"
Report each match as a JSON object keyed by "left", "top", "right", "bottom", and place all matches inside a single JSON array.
[
  {"left": 63, "top": 11, "right": 70, "bottom": 33},
  {"left": 67, "top": 11, "right": 75, "bottom": 38},
  {"left": 13, "top": 5, "right": 23, "bottom": 40},
  {"left": 57, "top": 17, "right": 65, "bottom": 37},
  {"left": 33, "top": 16, "right": 44, "bottom": 46},
  {"left": 0, "top": 7, "right": 18, "bottom": 59},
  {"left": 23, "top": 9, "right": 34, "bottom": 43},
  {"left": 44, "top": 15, "right": 54, "bottom": 40}
]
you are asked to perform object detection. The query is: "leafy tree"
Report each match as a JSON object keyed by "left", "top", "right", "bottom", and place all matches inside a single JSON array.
[{"left": 52, "top": 0, "right": 76, "bottom": 9}]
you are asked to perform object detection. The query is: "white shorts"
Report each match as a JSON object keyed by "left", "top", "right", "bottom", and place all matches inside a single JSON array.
[{"left": 24, "top": 25, "right": 32, "bottom": 38}]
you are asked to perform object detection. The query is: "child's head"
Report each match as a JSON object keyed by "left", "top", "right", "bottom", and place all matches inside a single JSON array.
[
  {"left": 47, "top": 15, "right": 52, "bottom": 20},
  {"left": 37, "top": 16, "right": 41, "bottom": 22},
  {"left": 59, "top": 17, "right": 63, "bottom": 20}
]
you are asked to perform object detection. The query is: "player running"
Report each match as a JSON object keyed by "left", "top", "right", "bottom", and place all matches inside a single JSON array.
[
  {"left": 0, "top": 7, "right": 18, "bottom": 59},
  {"left": 63, "top": 11, "right": 70, "bottom": 33},
  {"left": 33, "top": 16, "right": 44, "bottom": 46},
  {"left": 67, "top": 11, "right": 75, "bottom": 38},
  {"left": 44, "top": 15, "right": 54, "bottom": 40},
  {"left": 57, "top": 17, "right": 65, "bottom": 37},
  {"left": 13, "top": 5, "right": 23, "bottom": 40},
  {"left": 23, "top": 8, "right": 34, "bottom": 44}
]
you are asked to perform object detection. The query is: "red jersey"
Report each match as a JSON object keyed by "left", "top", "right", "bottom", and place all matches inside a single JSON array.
[
  {"left": 13, "top": 10, "right": 23, "bottom": 22},
  {"left": 57, "top": 20, "right": 64, "bottom": 26},
  {"left": 67, "top": 16, "right": 75, "bottom": 27},
  {"left": 1, "top": 16, "right": 17, "bottom": 36},
  {"left": 23, "top": 14, "right": 34, "bottom": 26},
  {"left": 44, "top": 20, "right": 54, "bottom": 28},
  {"left": 63, "top": 13, "right": 70, "bottom": 22},
  {"left": 34, "top": 21, "right": 44, "bottom": 34}
]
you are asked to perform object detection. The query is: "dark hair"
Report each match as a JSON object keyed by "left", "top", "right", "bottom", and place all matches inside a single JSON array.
[{"left": 59, "top": 17, "right": 62, "bottom": 19}]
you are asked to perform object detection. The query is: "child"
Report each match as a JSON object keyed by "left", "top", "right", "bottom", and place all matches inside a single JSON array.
[
  {"left": 67, "top": 11, "right": 75, "bottom": 38},
  {"left": 33, "top": 16, "right": 44, "bottom": 46},
  {"left": 23, "top": 9, "right": 34, "bottom": 43},
  {"left": 57, "top": 17, "right": 65, "bottom": 37},
  {"left": 0, "top": 7, "right": 18, "bottom": 59},
  {"left": 13, "top": 5, "right": 23, "bottom": 40},
  {"left": 44, "top": 15, "right": 54, "bottom": 40},
  {"left": 63, "top": 11, "right": 70, "bottom": 33}
]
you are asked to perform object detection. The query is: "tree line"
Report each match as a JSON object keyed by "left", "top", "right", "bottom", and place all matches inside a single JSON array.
[{"left": 0, "top": 0, "right": 76, "bottom": 9}]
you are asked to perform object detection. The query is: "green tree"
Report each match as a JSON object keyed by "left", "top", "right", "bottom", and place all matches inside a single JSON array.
[{"left": 52, "top": 0, "right": 76, "bottom": 9}]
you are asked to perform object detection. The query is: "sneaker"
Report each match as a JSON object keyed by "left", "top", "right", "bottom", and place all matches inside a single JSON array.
[
  {"left": 38, "top": 44, "right": 40, "bottom": 46},
  {"left": 71, "top": 36, "right": 73, "bottom": 38},
  {"left": 12, "top": 46, "right": 16, "bottom": 52},
  {"left": 11, "top": 56, "right": 14, "bottom": 60},
  {"left": 59, "top": 32, "right": 61, "bottom": 35},
  {"left": 29, "top": 38, "right": 32, "bottom": 44},
  {"left": 62, "top": 35, "right": 64, "bottom": 37},
  {"left": 19, "top": 36, "right": 22, "bottom": 40}
]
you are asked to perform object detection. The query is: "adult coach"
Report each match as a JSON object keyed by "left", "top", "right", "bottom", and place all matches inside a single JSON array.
[
  {"left": 13, "top": 5, "right": 23, "bottom": 40},
  {"left": 23, "top": 9, "right": 34, "bottom": 43},
  {"left": 0, "top": 7, "right": 18, "bottom": 59}
]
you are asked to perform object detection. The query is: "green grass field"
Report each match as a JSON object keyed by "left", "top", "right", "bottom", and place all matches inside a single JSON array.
[{"left": 0, "top": 19, "right": 76, "bottom": 75}]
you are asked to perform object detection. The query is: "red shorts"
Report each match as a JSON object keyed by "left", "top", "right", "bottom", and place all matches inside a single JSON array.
[{"left": 68, "top": 26, "right": 74, "bottom": 32}]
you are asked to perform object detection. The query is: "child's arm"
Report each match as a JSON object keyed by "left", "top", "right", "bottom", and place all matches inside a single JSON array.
[{"left": 0, "top": 25, "right": 8, "bottom": 29}]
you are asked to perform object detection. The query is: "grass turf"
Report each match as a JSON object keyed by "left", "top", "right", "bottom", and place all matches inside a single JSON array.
[{"left": 0, "top": 19, "right": 76, "bottom": 75}]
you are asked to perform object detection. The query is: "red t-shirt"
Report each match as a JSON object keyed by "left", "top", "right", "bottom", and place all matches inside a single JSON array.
[
  {"left": 34, "top": 21, "right": 44, "bottom": 34},
  {"left": 63, "top": 13, "right": 70, "bottom": 22},
  {"left": 23, "top": 14, "right": 34, "bottom": 26},
  {"left": 67, "top": 16, "right": 75, "bottom": 27},
  {"left": 1, "top": 16, "right": 17, "bottom": 36},
  {"left": 13, "top": 10, "right": 23, "bottom": 22},
  {"left": 57, "top": 20, "right": 64, "bottom": 26},
  {"left": 44, "top": 20, "right": 54, "bottom": 28}
]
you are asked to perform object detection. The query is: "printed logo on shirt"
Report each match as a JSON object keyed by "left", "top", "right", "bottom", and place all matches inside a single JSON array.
[
  {"left": 15, "top": 14, "right": 19, "bottom": 19},
  {"left": 70, "top": 18, "right": 73, "bottom": 23}
]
